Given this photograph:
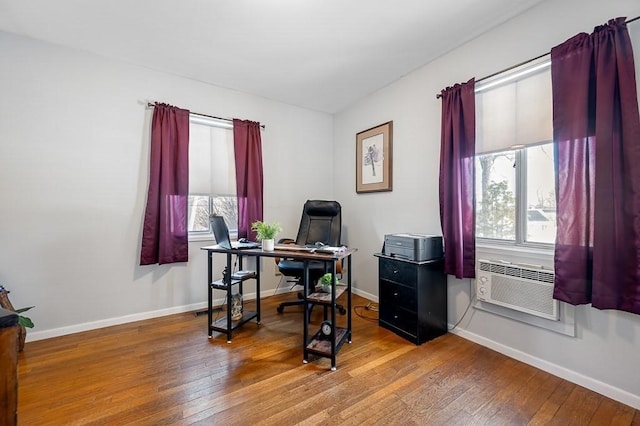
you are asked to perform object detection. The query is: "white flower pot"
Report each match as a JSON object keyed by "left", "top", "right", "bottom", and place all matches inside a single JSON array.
[{"left": 262, "top": 238, "right": 275, "bottom": 251}]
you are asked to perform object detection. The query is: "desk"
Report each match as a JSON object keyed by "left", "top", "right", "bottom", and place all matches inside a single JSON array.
[{"left": 201, "top": 244, "right": 356, "bottom": 369}]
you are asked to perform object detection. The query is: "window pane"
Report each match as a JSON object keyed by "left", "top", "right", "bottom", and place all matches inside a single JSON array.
[
  {"left": 212, "top": 196, "right": 238, "bottom": 233},
  {"left": 188, "top": 195, "right": 211, "bottom": 233},
  {"left": 525, "top": 144, "right": 556, "bottom": 244},
  {"left": 476, "top": 152, "right": 516, "bottom": 240}
]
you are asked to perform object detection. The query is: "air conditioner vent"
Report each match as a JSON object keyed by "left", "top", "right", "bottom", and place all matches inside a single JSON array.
[
  {"left": 476, "top": 259, "right": 558, "bottom": 320},
  {"left": 491, "top": 264, "right": 506, "bottom": 275}
]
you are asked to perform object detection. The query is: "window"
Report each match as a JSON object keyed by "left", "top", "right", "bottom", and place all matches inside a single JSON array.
[
  {"left": 187, "top": 116, "right": 237, "bottom": 240},
  {"left": 475, "top": 59, "right": 556, "bottom": 247},
  {"left": 475, "top": 143, "right": 556, "bottom": 245}
]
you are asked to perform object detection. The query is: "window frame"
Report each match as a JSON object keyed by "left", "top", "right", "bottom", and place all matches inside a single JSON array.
[
  {"left": 474, "top": 58, "right": 555, "bottom": 252},
  {"left": 475, "top": 141, "right": 555, "bottom": 251},
  {"left": 186, "top": 116, "right": 238, "bottom": 242}
]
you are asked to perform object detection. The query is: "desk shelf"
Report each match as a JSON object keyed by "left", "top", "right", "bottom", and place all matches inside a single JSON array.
[
  {"left": 210, "top": 272, "right": 257, "bottom": 290},
  {"left": 307, "top": 284, "right": 347, "bottom": 304},
  {"left": 305, "top": 327, "right": 349, "bottom": 356},
  {"left": 210, "top": 310, "right": 259, "bottom": 334}
]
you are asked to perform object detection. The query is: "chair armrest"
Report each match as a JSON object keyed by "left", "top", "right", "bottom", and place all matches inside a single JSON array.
[{"left": 274, "top": 238, "right": 296, "bottom": 264}]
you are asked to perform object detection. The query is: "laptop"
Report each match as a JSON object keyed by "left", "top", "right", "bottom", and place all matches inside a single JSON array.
[{"left": 210, "top": 215, "right": 260, "bottom": 250}]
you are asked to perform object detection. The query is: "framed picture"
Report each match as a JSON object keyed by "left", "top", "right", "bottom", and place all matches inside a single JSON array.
[{"left": 356, "top": 121, "right": 393, "bottom": 193}]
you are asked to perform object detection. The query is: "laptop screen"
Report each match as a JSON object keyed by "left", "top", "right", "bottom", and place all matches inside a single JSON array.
[{"left": 210, "top": 215, "right": 232, "bottom": 249}]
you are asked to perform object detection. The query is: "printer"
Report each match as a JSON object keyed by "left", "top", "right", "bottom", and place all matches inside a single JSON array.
[{"left": 383, "top": 233, "right": 443, "bottom": 261}]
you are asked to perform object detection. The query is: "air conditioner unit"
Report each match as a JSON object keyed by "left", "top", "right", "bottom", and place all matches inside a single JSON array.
[{"left": 476, "top": 259, "right": 559, "bottom": 321}]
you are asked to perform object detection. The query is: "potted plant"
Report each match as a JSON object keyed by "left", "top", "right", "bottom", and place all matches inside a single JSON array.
[
  {"left": 0, "top": 285, "right": 34, "bottom": 352},
  {"left": 251, "top": 220, "right": 282, "bottom": 251},
  {"left": 320, "top": 273, "right": 336, "bottom": 293}
]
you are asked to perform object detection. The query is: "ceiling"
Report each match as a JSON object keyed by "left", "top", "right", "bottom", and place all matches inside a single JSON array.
[{"left": 0, "top": 0, "right": 546, "bottom": 113}]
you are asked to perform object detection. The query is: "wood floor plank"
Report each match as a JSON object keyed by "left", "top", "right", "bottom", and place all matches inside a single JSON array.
[{"left": 17, "top": 292, "right": 639, "bottom": 425}]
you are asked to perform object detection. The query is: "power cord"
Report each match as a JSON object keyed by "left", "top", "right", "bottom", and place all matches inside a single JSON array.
[
  {"left": 354, "top": 303, "right": 378, "bottom": 321},
  {"left": 448, "top": 278, "right": 476, "bottom": 331}
]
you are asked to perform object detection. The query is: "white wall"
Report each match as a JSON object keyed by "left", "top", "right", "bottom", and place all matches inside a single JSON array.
[
  {"left": 0, "top": 32, "right": 333, "bottom": 339},
  {"left": 3, "top": 0, "right": 640, "bottom": 410},
  {"left": 334, "top": 0, "right": 640, "bottom": 409}
]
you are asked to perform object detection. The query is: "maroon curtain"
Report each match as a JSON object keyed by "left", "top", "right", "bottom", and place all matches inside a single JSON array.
[
  {"left": 140, "top": 104, "right": 190, "bottom": 265},
  {"left": 439, "top": 79, "right": 476, "bottom": 279},
  {"left": 551, "top": 17, "right": 640, "bottom": 314},
  {"left": 233, "top": 119, "right": 264, "bottom": 240}
]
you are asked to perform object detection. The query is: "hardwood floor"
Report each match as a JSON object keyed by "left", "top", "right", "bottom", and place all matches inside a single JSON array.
[{"left": 18, "top": 293, "right": 639, "bottom": 425}]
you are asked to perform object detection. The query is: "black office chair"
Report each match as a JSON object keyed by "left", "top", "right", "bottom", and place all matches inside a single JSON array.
[{"left": 276, "top": 200, "right": 346, "bottom": 315}]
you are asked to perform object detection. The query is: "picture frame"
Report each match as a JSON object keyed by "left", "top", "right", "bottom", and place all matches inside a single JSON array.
[{"left": 356, "top": 121, "right": 393, "bottom": 193}]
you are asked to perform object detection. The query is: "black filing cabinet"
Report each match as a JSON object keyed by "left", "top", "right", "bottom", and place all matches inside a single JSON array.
[{"left": 375, "top": 254, "right": 447, "bottom": 344}]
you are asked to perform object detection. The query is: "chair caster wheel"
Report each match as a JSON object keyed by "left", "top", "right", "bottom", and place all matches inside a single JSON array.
[{"left": 277, "top": 306, "right": 284, "bottom": 314}]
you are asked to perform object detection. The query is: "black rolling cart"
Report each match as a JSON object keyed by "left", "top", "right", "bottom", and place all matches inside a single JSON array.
[{"left": 374, "top": 253, "right": 447, "bottom": 345}]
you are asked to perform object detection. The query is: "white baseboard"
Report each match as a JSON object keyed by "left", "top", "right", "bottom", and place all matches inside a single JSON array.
[
  {"left": 449, "top": 327, "right": 640, "bottom": 410},
  {"left": 352, "top": 287, "right": 377, "bottom": 303},
  {"left": 27, "top": 301, "right": 209, "bottom": 342},
  {"left": 26, "top": 287, "right": 298, "bottom": 343}
]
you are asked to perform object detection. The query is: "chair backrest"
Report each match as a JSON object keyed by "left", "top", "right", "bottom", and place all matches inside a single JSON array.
[{"left": 294, "top": 200, "right": 341, "bottom": 246}]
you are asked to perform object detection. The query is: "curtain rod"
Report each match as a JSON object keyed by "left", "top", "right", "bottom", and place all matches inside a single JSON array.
[
  {"left": 146, "top": 102, "right": 266, "bottom": 129},
  {"left": 436, "top": 15, "right": 640, "bottom": 99}
]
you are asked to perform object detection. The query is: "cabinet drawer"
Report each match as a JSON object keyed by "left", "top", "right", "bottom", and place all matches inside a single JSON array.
[
  {"left": 380, "top": 280, "right": 417, "bottom": 312},
  {"left": 379, "top": 304, "right": 418, "bottom": 337},
  {"left": 379, "top": 258, "right": 416, "bottom": 287}
]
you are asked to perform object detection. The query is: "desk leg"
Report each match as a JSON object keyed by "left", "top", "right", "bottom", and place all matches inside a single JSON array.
[
  {"left": 207, "top": 251, "right": 213, "bottom": 338},
  {"left": 330, "top": 260, "right": 337, "bottom": 371},
  {"left": 302, "top": 259, "right": 309, "bottom": 364},
  {"left": 256, "top": 256, "right": 261, "bottom": 324},
  {"left": 347, "top": 254, "right": 352, "bottom": 344},
  {"left": 225, "top": 253, "right": 233, "bottom": 343}
]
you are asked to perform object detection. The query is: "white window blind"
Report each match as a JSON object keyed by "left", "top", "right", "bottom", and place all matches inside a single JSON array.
[
  {"left": 188, "top": 119, "right": 236, "bottom": 196},
  {"left": 476, "top": 58, "right": 552, "bottom": 153}
]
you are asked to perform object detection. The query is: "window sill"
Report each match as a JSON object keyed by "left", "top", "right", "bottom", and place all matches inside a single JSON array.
[
  {"left": 189, "top": 233, "right": 215, "bottom": 243},
  {"left": 188, "top": 231, "right": 238, "bottom": 243}
]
